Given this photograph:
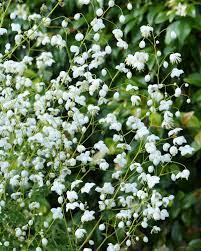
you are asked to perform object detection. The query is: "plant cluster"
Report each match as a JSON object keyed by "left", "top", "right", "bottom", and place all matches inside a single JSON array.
[{"left": 0, "top": 0, "right": 195, "bottom": 250}]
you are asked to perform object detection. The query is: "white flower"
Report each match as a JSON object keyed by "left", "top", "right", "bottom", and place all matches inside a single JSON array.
[
  {"left": 168, "top": 128, "right": 183, "bottom": 137},
  {"left": 51, "top": 35, "right": 66, "bottom": 48},
  {"left": 179, "top": 145, "right": 194, "bottom": 156},
  {"left": 79, "top": 0, "right": 90, "bottom": 4},
  {"left": 170, "top": 31, "right": 177, "bottom": 40},
  {"left": 94, "top": 141, "right": 109, "bottom": 154},
  {"left": 171, "top": 68, "right": 184, "bottom": 78},
  {"left": 116, "top": 39, "right": 128, "bottom": 49},
  {"left": 42, "top": 238, "right": 48, "bottom": 246},
  {"left": 96, "top": 8, "right": 103, "bottom": 17},
  {"left": 139, "top": 40, "right": 146, "bottom": 48},
  {"left": 159, "top": 100, "right": 173, "bottom": 111},
  {"left": 176, "top": 3, "right": 187, "bottom": 16},
  {"left": 75, "top": 228, "right": 86, "bottom": 239},
  {"left": 131, "top": 95, "right": 141, "bottom": 106},
  {"left": 96, "top": 183, "right": 114, "bottom": 194},
  {"left": 169, "top": 53, "right": 182, "bottom": 64},
  {"left": 99, "top": 224, "right": 106, "bottom": 231},
  {"left": 145, "top": 74, "right": 151, "bottom": 82},
  {"left": 99, "top": 161, "right": 109, "bottom": 170},
  {"left": 11, "top": 23, "right": 21, "bottom": 33},
  {"left": 125, "top": 52, "right": 149, "bottom": 71},
  {"left": 181, "top": 169, "right": 190, "bottom": 179},
  {"left": 107, "top": 243, "right": 120, "bottom": 251},
  {"left": 81, "top": 210, "right": 95, "bottom": 223},
  {"left": 169, "top": 146, "right": 178, "bottom": 156},
  {"left": 36, "top": 52, "right": 55, "bottom": 69},
  {"left": 163, "top": 61, "right": 169, "bottom": 68},
  {"left": 75, "top": 33, "right": 84, "bottom": 41},
  {"left": 108, "top": 0, "right": 115, "bottom": 7},
  {"left": 175, "top": 87, "right": 181, "bottom": 97},
  {"left": 74, "top": 13, "right": 81, "bottom": 20},
  {"left": 66, "top": 191, "right": 78, "bottom": 202},
  {"left": 90, "top": 18, "right": 105, "bottom": 32},
  {"left": 51, "top": 180, "right": 65, "bottom": 195},
  {"left": 81, "top": 183, "right": 95, "bottom": 193},
  {"left": 112, "top": 29, "right": 123, "bottom": 39},
  {"left": 62, "top": 19, "right": 68, "bottom": 28},
  {"left": 173, "top": 136, "right": 187, "bottom": 145},
  {"left": 0, "top": 28, "right": 7, "bottom": 35},
  {"left": 151, "top": 226, "right": 161, "bottom": 234},
  {"left": 51, "top": 207, "right": 63, "bottom": 219},
  {"left": 114, "top": 153, "right": 127, "bottom": 168},
  {"left": 119, "top": 15, "right": 125, "bottom": 23},
  {"left": 146, "top": 174, "right": 160, "bottom": 188},
  {"left": 127, "top": 3, "right": 133, "bottom": 10},
  {"left": 140, "top": 25, "right": 153, "bottom": 38}
]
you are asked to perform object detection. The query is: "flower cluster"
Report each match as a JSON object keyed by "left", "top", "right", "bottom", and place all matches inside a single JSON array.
[{"left": 0, "top": 1, "right": 193, "bottom": 250}]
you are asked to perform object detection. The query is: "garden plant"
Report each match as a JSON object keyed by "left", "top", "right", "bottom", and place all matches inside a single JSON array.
[{"left": 0, "top": 0, "right": 201, "bottom": 250}]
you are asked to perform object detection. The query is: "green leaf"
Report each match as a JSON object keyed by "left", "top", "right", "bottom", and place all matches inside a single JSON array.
[
  {"left": 181, "top": 112, "right": 200, "bottom": 129},
  {"left": 155, "top": 12, "right": 169, "bottom": 24},
  {"left": 147, "top": 4, "right": 164, "bottom": 24},
  {"left": 24, "top": 69, "right": 38, "bottom": 79},
  {"left": 124, "top": 20, "right": 137, "bottom": 35},
  {"left": 184, "top": 73, "right": 201, "bottom": 87},
  {"left": 165, "top": 20, "right": 191, "bottom": 45},
  {"left": 191, "top": 131, "right": 201, "bottom": 152},
  {"left": 192, "top": 89, "right": 201, "bottom": 103},
  {"left": 182, "top": 193, "right": 196, "bottom": 209},
  {"left": 171, "top": 221, "right": 182, "bottom": 243},
  {"left": 188, "top": 239, "right": 201, "bottom": 250}
]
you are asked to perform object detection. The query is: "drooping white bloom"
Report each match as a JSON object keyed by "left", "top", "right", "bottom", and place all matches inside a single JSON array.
[
  {"left": 51, "top": 34, "right": 65, "bottom": 48},
  {"left": 140, "top": 25, "right": 153, "bottom": 38},
  {"left": 170, "top": 31, "right": 177, "bottom": 39},
  {"left": 75, "top": 33, "right": 84, "bottom": 41},
  {"left": 51, "top": 207, "right": 63, "bottom": 219},
  {"left": 112, "top": 29, "right": 123, "bottom": 39},
  {"left": 94, "top": 141, "right": 109, "bottom": 154},
  {"left": 90, "top": 18, "right": 105, "bottom": 32},
  {"left": 169, "top": 53, "right": 182, "bottom": 64},
  {"left": 175, "top": 87, "right": 182, "bottom": 97},
  {"left": 107, "top": 243, "right": 120, "bottom": 251},
  {"left": 11, "top": 23, "right": 21, "bottom": 33},
  {"left": 114, "top": 152, "right": 127, "bottom": 168},
  {"left": 145, "top": 74, "right": 151, "bottom": 82},
  {"left": 176, "top": 3, "right": 187, "bottom": 16},
  {"left": 131, "top": 95, "right": 141, "bottom": 106},
  {"left": 119, "top": 15, "right": 125, "bottom": 23},
  {"left": 66, "top": 191, "right": 78, "bottom": 202},
  {"left": 159, "top": 100, "right": 173, "bottom": 111},
  {"left": 51, "top": 180, "right": 65, "bottom": 195},
  {"left": 139, "top": 40, "right": 146, "bottom": 48},
  {"left": 0, "top": 28, "right": 7, "bottom": 35},
  {"left": 81, "top": 183, "right": 95, "bottom": 193},
  {"left": 125, "top": 52, "right": 149, "bottom": 71},
  {"left": 116, "top": 39, "right": 128, "bottom": 49},
  {"left": 81, "top": 210, "right": 95, "bottom": 223},
  {"left": 173, "top": 136, "right": 187, "bottom": 145},
  {"left": 96, "top": 8, "right": 103, "bottom": 17},
  {"left": 127, "top": 3, "right": 133, "bottom": 10},
  {"left": 171, "top": 68, "right": 184, "bottom": 78},
  {"left": 75, "top": 228, "right": 86, "bottom": 239},
  {"left": 179, "top": 145, "right": 194, "bottom": 156},
  {"left": 96, "top": 183, "right": 114, "bottom": 194}
]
